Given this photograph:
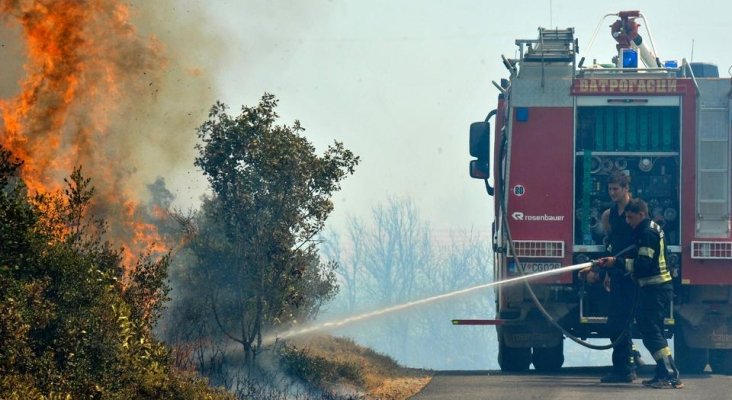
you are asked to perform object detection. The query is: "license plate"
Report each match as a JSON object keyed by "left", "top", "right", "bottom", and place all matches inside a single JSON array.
[{"left": 507, "top": 262, "right": 562, "bottom": 276}]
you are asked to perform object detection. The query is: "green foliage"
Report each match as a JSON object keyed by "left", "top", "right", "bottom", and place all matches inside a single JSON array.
[
  {"left": 195, "top": 94, "right": 358, "bottom": 245},
  {"left": 194, "top": 94, "right": 358, "bottom": 251},
  {"left": 166, "top": 93, "right": 358, "bottom": 371},
  {"left": 123, "top": 252, "right": 172, "bottom": 330},
  {"left": 0, "top": 146, "right": 232, "bottom": 399}
]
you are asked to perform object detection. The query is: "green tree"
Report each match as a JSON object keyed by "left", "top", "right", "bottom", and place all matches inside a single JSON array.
[
  {"left": 0, "top": 146, "right": 232, "bottom": 399},
  {"left": 186, "top": 93, "right": 359, "bottom": 367}
]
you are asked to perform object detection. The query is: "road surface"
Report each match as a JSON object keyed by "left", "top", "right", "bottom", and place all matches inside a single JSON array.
[{"left": 411, "top": 366, "right": 731, "bottom": 400}]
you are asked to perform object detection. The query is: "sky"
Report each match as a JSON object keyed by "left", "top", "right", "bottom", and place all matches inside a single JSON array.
[{"left": 181, "top": 0, "right": 732, "bottom": 235}]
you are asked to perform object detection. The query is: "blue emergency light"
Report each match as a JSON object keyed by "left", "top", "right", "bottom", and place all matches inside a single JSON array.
[{"left": 622, "top": 48, "right": 638, "bottom": 68}]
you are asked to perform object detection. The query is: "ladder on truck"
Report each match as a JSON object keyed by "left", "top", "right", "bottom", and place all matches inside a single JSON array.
[
  {"left": 517, "top": 28, "right": 576, "bottom": 63},
  {"left": 695, "top": 83, "right": 731, "bottom": 238}
]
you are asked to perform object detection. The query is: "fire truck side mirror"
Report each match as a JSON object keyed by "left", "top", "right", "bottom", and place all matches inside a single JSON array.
[
  {"left": 469, "top": 159, "right": 490, "bottom": 179},
  {"left": 469, "top": 121, "right": 491, "bottom": 179},
  {"left": 469, "top": 121, "right": 490, "bottom": 159}
]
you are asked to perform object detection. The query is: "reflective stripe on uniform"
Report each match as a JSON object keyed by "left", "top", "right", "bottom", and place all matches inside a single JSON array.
[
  {"left": 659, "top": 240, "right": 668, "bottom": 275},
  {"left": 624, "top": 258, "right": 634, "bottom": 273},
  {"left": 652, "top": 346, "right": 672, "bottom": 361},
  {"left": 638, "top": 273, "right": 671, "bottom": 286},
  {"left": 638, "top": 246, "right": 655, "bottom": 258}
]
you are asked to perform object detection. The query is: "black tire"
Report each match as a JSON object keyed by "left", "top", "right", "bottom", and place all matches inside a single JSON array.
[
  {"left": 532, "top": 341, "right": 565, "bottom": 372},
  {"left": 498, "top": 338, "right": 531, "bottom": 372},
  {"left": 709, "top": 349, "right": 732, "bottom": 375},
  {"left": 673, "top": 328, "right": 708, "bottom": 374}
]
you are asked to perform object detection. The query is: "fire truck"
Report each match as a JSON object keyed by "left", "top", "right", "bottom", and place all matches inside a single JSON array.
[{"left": 466, "top": 11, "right": 732, "bottom": 373}]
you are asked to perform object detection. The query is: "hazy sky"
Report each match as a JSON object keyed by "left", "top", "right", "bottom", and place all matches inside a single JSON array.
[{"left": 185, "top": 0, "right": 732, "bottom": 234}]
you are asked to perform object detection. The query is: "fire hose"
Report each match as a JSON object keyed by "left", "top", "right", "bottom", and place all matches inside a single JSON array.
[
  {"left": 507, "top": 224, "right": 637, "bottom": 351},
  {"left": 492, "top": 130, "right": 638, "bottom": 351}
]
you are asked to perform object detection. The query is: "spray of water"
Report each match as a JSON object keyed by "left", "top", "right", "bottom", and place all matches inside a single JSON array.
[{"left": 263, "top": 261, "right": 593, "bottom": 345}]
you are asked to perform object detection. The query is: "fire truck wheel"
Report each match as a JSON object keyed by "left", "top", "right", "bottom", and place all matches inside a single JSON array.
[
  {"left": 709, "top": 349, "right": 732, "bottom": 375},
  {"left": 532, "top": 342, "right": 565, "bottom": 372},
  {"left": 673, "top": 328, "right": 708, "bottom": 374},
  {"left": 498, "top": 340, "right": 531, "bottom": 372}
]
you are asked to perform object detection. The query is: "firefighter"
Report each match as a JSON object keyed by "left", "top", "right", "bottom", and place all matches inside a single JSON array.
[
  {"left": 592, "top": 172, "right": 641, "bottom": 383},
  {"left": 596, "top": 198, "right": 683, "bottom": 389}
]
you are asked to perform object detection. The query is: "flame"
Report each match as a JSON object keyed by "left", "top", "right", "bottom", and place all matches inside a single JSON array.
[{"left": 0, "top": 0, "right": 169, "bottom": 267}]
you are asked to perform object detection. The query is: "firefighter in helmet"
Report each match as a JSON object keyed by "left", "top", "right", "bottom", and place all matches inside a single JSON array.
[{"left": 595, "top": 198, "right": 683, "bottom": 389}]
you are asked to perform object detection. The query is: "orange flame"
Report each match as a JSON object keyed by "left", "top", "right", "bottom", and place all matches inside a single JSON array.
[{"left": 0, "top": 0, "right": 169, "bottom": 268}]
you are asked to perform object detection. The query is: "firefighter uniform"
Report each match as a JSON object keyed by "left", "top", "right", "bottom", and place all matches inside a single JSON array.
[
  {"left": 616, "top": 217, "right": 682, "bottom": 389},
  {"left": 602, "top": 203, "right": 637, "bottom": 381}
]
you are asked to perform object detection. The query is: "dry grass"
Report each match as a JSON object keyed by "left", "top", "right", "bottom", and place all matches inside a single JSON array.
[{"left": 284, "top": 334, "right": 433, "bottom": 399}]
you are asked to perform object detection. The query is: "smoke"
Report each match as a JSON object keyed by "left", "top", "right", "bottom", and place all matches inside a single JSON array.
[
  {"left": 0, "top": 0, "right": 225, "bottom": 261},
  {"left": 0, "top": 18, "right": 24, "bottom": 99},
  {"left": 122, "top": 0, "right": 228, "bottom": 203}
]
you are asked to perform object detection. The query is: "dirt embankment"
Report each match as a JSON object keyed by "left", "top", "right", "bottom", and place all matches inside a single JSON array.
[{"left": 285, "top": 335, "right": 433, "bottom": 399}]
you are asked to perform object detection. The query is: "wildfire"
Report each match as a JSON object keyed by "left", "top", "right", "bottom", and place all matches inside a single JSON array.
[{"left": 0, "top": 0, "right": 170, "bottom": 267}]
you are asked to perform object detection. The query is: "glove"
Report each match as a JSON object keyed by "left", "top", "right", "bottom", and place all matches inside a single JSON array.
[
  {"left": 592, "top": 257, "right": 615, "bottom": 268},
  {"left": 578, "top": 266, "right": 599, "bottom": 283}
]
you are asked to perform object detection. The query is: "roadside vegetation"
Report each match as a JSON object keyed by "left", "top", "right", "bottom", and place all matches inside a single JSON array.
[
  {"left": 2, "top": 94, "right": 392, "bottom": 398},
  {"left": 0, "top": 148, "right": 234, "bottom": 399},
  {"left": 280, "top": 335, "right": 432, "bottom": 400}
]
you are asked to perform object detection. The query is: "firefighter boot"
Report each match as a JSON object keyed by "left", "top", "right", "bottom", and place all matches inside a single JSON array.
[
  {"left": 601, "top": 349, "right": 636, "bottom": 383},
  {"left": 600, "top": 371, "right": 636, "bottom": 383},
  {"left": 641, "top": 359, "right": 667, "bottom": 387},
  {"left": 650, "top": 355, "right": 684, "bottom": 389}
]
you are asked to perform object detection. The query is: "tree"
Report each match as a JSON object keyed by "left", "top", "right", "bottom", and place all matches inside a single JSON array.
[
  {"left": 319, "top": 197, "right": 496, "bottom": 369},
  {"left": 320, "top": 218, "right": 367, "bottom": 314},
  {"left": 320, "top": 197, "right": 433, "bottom": 356},
  {"left": 319, "top": 199, "right": 429, "bottom": 318},
  {"left": 0, "top": 146, "right": 232, "bottom": 398},
  {"left": 187, "top": 94, "right": 359, "bottom": 367},
  {"left": 358, "top": 197, "right": 432, "bottom": 306}
]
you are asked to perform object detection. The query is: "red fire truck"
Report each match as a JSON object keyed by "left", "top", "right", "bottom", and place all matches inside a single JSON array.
[{"left": 467, "top": 11, "right": 732, "bottom": 373}]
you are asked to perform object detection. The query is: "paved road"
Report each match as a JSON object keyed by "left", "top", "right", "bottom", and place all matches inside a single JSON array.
[{"left": 411, "top": 366, "right": 732, "bottom": 400}]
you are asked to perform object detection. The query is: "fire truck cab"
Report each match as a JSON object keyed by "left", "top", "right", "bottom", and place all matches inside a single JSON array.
[{"left": 468, "top": 11, "right": 732, "bottom": 373}]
